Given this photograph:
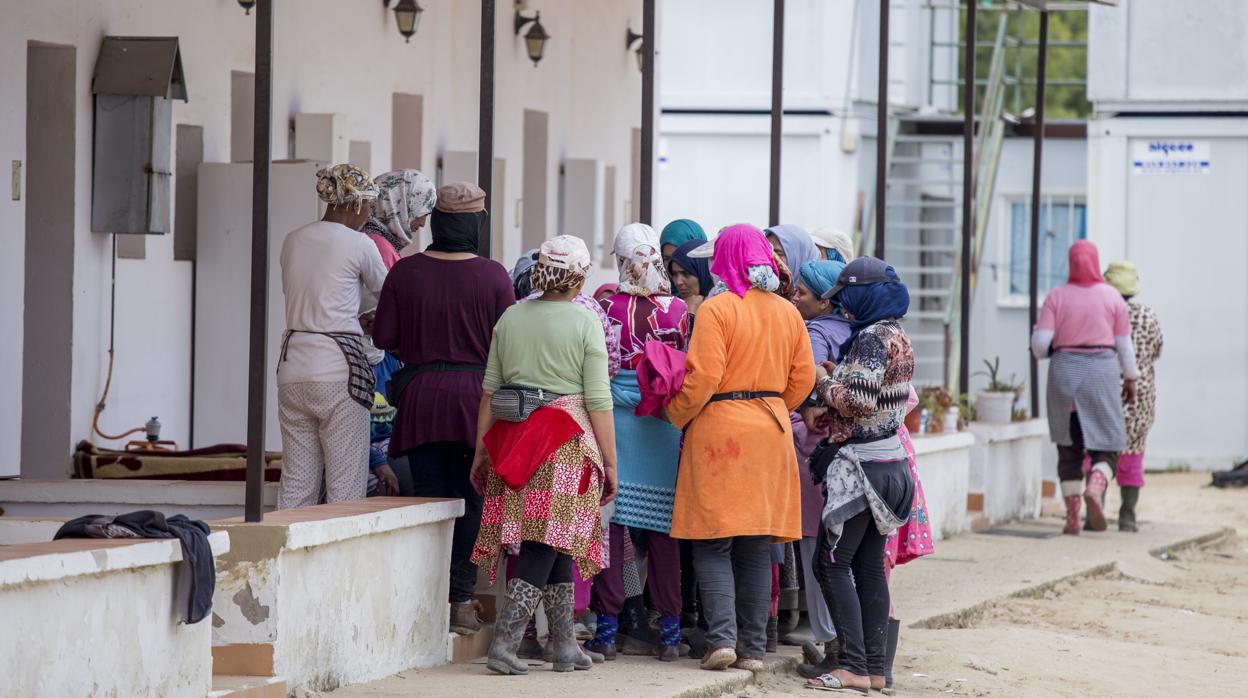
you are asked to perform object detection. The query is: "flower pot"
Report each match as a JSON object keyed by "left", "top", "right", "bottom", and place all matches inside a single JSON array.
[
  {"left": 943, "top": 406, "right": 960, "bottom": 433},
  {"left": 904, "top": 407, "right": 922, "bottom": 434},
  {"left": 976, "top": 391, "right": 1015, "bottom": 425}
]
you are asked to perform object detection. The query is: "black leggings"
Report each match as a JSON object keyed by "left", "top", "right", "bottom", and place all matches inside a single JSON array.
[
  {"left": 814, "top": 510, "right": 889, "bottom": 677},
  {"left": 513, "top": 541, "right": 573, "bottom": 588},
  {"left": 405, "top": 442, "right": 481, "bottom": 603}
]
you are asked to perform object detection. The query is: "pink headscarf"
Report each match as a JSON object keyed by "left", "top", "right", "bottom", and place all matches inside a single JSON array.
[
  {"left": 709, "top": 224, "right": 779, "bottom": 297},
  {"left": 1067, "top": 240, "right": 1104, "bottom": 287}
]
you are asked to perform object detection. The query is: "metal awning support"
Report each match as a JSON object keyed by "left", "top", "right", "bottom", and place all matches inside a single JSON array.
[
  {"left": 768, "top": 0, "right": 784, "bottom": 227},
  {"left": 639, "top": 0, "right": 656, "bottom": 225},
  {"left": 874, "top": 0, "right": 889, "bottom": 259},
  {"left": 245, "top": 0, "right": 273, "bottom": 523},
  {"left": 478, "top": 0, "right": 496, "bottom": 257},
  {"left": 1028, "top": 10, "right": 1049, "bottom": 416},
  {"left": 959, "top": 0, "right": 976, "bottom": 396}
]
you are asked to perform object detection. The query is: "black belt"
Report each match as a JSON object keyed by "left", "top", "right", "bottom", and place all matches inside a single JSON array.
[
  {"left": 708, "top": 391, "right": 784, "bottom": 431},
  {"left": 386, "top": 362, "right": 486, "bottom": 405},
  {"left": 709, "top": 391, "right": 782, "bottom": 403}
]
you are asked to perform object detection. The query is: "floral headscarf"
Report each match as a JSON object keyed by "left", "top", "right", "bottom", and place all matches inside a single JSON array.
[
  {"left": 363, "top": 169, "right": 436, "bottom": 253},
  {"left": 613, "top": 223, "right": 670, "bottom": 297},
  {"left": 315, "top": 164, "right": 379, "bottom": 211}
]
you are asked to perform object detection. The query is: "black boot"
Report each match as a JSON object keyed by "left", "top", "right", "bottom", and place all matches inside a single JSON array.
[
  {"left": 1119, "top": 486, "right": 1140, "bottom": 532},
  {"left": 883, "top": 618, "right": 901, "bottom": 692},
  {"left": 797, "top": 639, "right": 839, "bottom": 679}
]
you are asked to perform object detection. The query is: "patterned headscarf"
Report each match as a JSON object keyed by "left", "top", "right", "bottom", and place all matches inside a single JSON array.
[
  {"left": 709, "top": 224, "right": 780, "bottom": 298},
  {"left": 315, "top": 164, "right": 379, "bottom": 211},
  {"left": 364, "top": 169, "right": 436, "bottom": 253},
  {"left": 532, "top": 235, "right": 592, "bottom": 293},
  {"left": 613, "top": 223, "right": 670, "bottom": 296}
]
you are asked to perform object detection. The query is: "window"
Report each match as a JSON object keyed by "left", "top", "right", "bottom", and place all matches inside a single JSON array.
[{"left": 1006, "top": 195, "right": 1087, "bottom": 300}]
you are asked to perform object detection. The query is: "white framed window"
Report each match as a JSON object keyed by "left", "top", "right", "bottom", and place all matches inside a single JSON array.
[{"left": 999, "top": 194, "right": 1087, "bottom": 305}]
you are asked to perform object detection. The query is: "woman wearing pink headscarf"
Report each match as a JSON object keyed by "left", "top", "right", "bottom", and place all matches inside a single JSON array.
[
  {"left": 1032, "top": 240, "right": 1138, "bottom": 535},
  {"left": 666, "top": 224, "right": 815, "bottom": 672}
]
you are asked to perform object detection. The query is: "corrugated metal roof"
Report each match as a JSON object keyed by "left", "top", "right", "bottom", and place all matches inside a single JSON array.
[{"left": 92, "top": 36, "right": 187, "bottom": 101}]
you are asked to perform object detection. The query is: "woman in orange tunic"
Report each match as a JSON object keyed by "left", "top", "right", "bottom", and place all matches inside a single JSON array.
[{"left": 667, "top": 224, "right": 815, "bottom": 672}]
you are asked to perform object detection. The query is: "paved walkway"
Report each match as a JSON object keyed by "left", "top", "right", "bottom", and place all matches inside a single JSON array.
[{"left": 329, "top": 496, "right": 1226, "bottom": 698}]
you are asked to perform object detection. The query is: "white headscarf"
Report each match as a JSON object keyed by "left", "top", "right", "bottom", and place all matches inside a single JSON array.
[
  {"left": 368, "top": 169, "right": 436, "bottom": 254},
  {"left": 613, "top": 223, "right": 670, "bottom": 296},
  {"left": 810, "top": 227, "right": 856, "bottom": 264}
]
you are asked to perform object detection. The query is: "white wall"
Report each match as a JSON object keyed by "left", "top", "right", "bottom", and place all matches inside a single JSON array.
[
  {"left": 2, "top": 0, "right": 643, "bottom": 473},
  {"left": 1089, "top": 0, "right": 1248, "bottom": 112}
]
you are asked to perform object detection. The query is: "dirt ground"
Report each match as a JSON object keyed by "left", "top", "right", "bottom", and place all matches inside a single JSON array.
[{"left": 744, "top": 473, "right": 1248, "bottom": 697}]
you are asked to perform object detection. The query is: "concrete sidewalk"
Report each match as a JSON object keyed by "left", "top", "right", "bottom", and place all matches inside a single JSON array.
[{"left": 327, "top": 514, "right": 1226, "bottom": 698}]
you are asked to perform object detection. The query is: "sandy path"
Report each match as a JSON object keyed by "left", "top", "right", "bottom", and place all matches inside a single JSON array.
[{"left": 744, "top": 473, "right": 1248, "bottom": 697}]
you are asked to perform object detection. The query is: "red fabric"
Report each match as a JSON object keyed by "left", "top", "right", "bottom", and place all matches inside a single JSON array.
[
  {"left": 635, "top": 339, "right": 687, "bottom": 418},
  {"left": 1067, "top": 240, "right": 1104, "bottom": 287},
  {"left": 483, "top": 407, "right": 583, "bottom": 489}
]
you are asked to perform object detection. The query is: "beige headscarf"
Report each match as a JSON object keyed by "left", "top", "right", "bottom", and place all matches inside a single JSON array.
[
  {"left": 810, "top": 227, "right": 856, "bottom": 263},
  {"left": 315, "top": 163, "right": 379, "bottom": 212},
  {"left": 613, "top": 223, "right": 670, "bottom": 296}
]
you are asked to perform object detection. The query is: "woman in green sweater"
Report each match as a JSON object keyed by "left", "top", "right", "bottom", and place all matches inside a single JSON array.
[{"left": 470, "top": 235, "right": 618, "bottom": 676}]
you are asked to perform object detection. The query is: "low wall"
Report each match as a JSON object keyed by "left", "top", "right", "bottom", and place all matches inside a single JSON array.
[
  {"left": 211, "top": 497, "right": 463, "bottom": 694},
  {"left": 0, "top": 531, "right": 229, "bottom": 697},
  {"left": 912, "top": 432, "right": 974, "bottom": 540},
  {"left": 0, "top": 479, "right": 278, "bottom": 520},
  {"left": 968, "top": 419, "right": 1048, "bottom": 524}
]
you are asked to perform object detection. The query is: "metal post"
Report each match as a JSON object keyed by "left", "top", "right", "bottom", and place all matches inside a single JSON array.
[
  {"left": 874, "top": 0, "right": 888, "bottom": 259},
  {"left": 768, "top": 0, "right": 784, "bottom": 227},
  {"left": 478, "top": 0, "right": 495, "bottom": 257},
  {"left": 959, "top": 0, "right": 975, "bottom": 396},
  {"left": 244, "top": 0, "right": 273, "bottom": 523},
  {"left": 639, "top": 0, "right": 656, "bottom": 225},
  {"left": 1028, "top": 11, "right": 1049, "bottom": 417}
]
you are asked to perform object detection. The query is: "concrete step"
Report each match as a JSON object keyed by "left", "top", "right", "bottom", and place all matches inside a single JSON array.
[
  {"left": 451, "top": 624, "right": 495, "bottom": 663},
  {"left": 208, "top": 675, "right": 286, "bottom": 698}
]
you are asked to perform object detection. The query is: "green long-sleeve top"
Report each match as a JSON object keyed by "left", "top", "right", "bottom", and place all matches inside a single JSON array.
[{"left": 483, "top": 299, "right": 613, "bottom": 412}]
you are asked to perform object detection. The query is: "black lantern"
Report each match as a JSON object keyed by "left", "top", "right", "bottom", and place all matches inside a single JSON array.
[
  {"left": 626, "top": 27, "right": 644, "bottom": 73},
  {"left": 515, "top": 9, "right": 550, "bottom": 66},
  {"left": 393, "top": 0, "right": 424, "bottom": 43},
  {"left": 238, "top": 0, "right": 256, "bottom": 14}
]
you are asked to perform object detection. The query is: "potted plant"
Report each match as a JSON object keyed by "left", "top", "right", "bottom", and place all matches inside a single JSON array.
[
  {"left": 920, "top": 387, "right": 953, "bottom": 433},
  {"left": 974, "top": 357, "right": 1023, "bottom": 425}
]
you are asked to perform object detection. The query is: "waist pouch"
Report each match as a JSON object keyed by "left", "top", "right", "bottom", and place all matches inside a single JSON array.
[{"left": 490, "top": 384, "right": 561, "bottom": 422}]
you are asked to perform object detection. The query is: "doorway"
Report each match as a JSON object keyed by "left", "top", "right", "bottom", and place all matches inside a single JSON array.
[{"left": 22, "top": 42, "right": 76, "bottom": 478}]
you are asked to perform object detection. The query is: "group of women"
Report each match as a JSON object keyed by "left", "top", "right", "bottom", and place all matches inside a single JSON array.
[{"left": 277, "top": 162, "right": 1158, "bottom": 694}]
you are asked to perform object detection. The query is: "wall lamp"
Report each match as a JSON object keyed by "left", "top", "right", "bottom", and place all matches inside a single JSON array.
[
  {"left": 391, "top": 0, "right": 425, "bottom": 43},
  {"left": 238, "top": 0, "right": 255, "bottom": 14},
  {"left": 626, "top": 26, "right": 644, "bottom": 73},
  {"left": 514, "top": 7, "right": 550, "bottom": 66}
]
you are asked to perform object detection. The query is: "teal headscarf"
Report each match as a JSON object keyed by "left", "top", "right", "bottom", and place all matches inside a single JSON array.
[
  {"left": 798, "top": 259, "right": 847, "bottom": 299},
  {"left": 659, "top": 219, "right": 707, "bottom": 250}
]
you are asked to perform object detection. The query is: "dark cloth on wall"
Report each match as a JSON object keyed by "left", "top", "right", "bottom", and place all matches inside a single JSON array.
[
  {"left": 427, "top": 209, "right": 485, "bottom": 253},
  {"left": 373, "top": 254, "right": 515, "bottom": 454},
  {"left": 54, "top": 510, "right": 215, "bottom": 624}
]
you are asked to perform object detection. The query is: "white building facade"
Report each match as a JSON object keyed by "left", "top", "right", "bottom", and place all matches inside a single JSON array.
[{"left": 3, "top": 0, "right": 646, "bottom": 477}]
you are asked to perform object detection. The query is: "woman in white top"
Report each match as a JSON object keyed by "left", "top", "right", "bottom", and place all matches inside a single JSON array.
[{"left": 276, "top": 164, "right": 388, "bottom": 509}]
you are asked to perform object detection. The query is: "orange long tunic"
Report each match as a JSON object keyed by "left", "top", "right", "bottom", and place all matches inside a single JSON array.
[{"left": 667, "top": 289, "right": 815, "bottom": 542}]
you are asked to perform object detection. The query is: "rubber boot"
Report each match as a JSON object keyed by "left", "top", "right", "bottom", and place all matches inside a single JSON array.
[
  {"left": 1063, "top": 495, "right": 1082, "bottom": 536},
  {"left": 542, "top": 583, "right": 590, "bottom": 672},
  {"left": 487, "top": 578, "right": 544, "bottom": 675},
  {"left": 1119, "top": 486, "right": 1140, "bottom": 532},
  {"left": 766, "top": 615, "right": 779, "bottom": 653},
  {"left": 883, "top": 618, "right": 901, "bottom": 692},
  {"left": 1084, "top": 467, "right": 1110, "bottom": 531}
]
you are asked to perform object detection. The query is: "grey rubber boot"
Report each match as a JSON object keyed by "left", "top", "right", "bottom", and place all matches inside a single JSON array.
[
  {"left": 1119, "top": 486, "right": 1140, "bottom": 532},
  {"left": 883, "top": 618, "right": 901, "bottom": 691},
  {"left": 487, "top": 578, "right": 544, "bottom": 675},
  {"left": 542, "top": 583, "right": 590, "bottom": 671}
]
